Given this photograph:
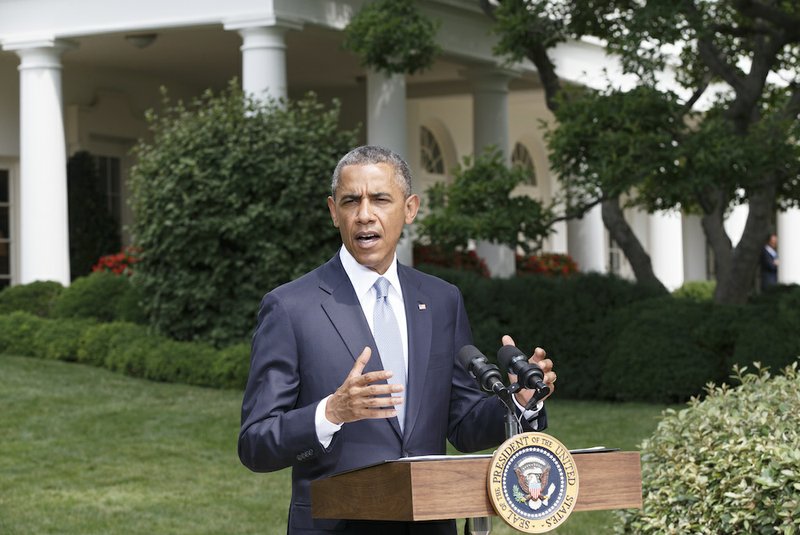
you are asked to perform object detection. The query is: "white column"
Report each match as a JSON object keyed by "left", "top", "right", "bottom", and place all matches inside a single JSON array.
[
  {"left": 682, "top": 213, "right": 707, "bottom": 282},
  {"left": 777, "top": 208, "right": 800, "bottom": 284},
  {"left": 466, "top": 67, "right": 516, "bottom": 278},
  {"left": 567, "top": 206, "right": 606, "bottom": 273},
  {"left": 4, "top": 40, "right": 73, "bottom": 285},
  {"left": 224, "top": 19, "right": 301, "bottom": 102},
  {"left": 649, "top": 210, "right": 684, "bottom": 290},
  {"left": 366, "top": 70, "right": 413, "bottom": 265}
]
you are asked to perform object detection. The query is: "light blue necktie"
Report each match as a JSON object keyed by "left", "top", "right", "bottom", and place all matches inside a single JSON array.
[{"left": 373, "top": 276, "right": 406, "bottom": 432}]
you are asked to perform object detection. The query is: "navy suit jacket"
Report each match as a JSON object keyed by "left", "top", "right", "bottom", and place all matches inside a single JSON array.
[{"left": 238, "top": 254, "right": 546, "bottom": 534}]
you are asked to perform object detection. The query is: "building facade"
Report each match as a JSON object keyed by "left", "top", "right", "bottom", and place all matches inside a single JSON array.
[{"left": 1, "top": 0, "right": 798, "bottom": 289}]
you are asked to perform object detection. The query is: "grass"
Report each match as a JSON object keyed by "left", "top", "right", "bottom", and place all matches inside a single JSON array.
[{"left": 0, "top": 355, "right": 672, "bottom": 534}]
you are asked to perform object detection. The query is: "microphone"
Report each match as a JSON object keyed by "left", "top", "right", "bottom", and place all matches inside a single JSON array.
[
  {"left": 497, "top": 345, "right": 550, "bottom": 406},
  {"left": 457, "top": 345, "right": 508, "bottom": 397}
]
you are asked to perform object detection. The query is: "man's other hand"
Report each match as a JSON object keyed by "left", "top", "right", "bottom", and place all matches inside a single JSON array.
[{"left": 501, "top": 334, "right": 556, "bottom": 406}]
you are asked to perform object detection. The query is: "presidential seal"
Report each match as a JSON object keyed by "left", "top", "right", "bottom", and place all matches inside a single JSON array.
[{"left": 488, "top": 433, "right": 579, "bottom": 533}]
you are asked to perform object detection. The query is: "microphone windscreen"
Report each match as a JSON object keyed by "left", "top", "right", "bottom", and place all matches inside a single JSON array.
[
  {"left": 457, "top": 345, "right": 484, "bottom": 370},
  {"left": 497, "top": 345, "right": 525, "bottom": 371}
]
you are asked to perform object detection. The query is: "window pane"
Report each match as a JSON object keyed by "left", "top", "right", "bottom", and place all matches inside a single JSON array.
[
  {"left": 0, "top": 243, "right": 9, "bottom": 275},
  {"left": 0, "top": 170, "right": 8, "bottom": 203},
  {"left": 0, "top": 206, "right": 8, "bottom": 238},
  {"left": 0, "top": 278, "right": 10, "bottom": 289},
  {"left": 420, "top": 126, "right": 445, "bottom": 175}
]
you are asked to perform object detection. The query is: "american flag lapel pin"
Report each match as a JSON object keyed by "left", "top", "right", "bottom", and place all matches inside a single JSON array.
[{"left": 418, "top": 303, "right": 427, "bottom": 310}]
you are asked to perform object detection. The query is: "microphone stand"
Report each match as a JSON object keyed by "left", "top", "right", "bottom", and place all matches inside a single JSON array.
[{"left": 466, "top": 384, "right": 522, "bottom": 535}]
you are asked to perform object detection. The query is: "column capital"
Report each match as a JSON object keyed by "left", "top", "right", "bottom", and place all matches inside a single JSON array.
[
  {"left": 223, "top": 15, "right": 303, "bottom": 33},
  {"left": 461, "top": 65, "right": 520, "bottom": 92},
  {"left": 3, "top": 38, "right": 77, "bottom": 69}
]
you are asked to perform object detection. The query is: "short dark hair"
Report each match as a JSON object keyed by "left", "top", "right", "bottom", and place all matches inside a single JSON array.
[{"left": 330, "top": 145, "right": 412, "bottom": 198}]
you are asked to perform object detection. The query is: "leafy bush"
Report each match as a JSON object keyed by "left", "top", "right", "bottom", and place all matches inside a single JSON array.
[
  {"left": 417, "top": 148, "right": 553, "bottom": 256},
  {"left": 77, "top": 322, "right": 150, "bottom": 367},
  {"left": 516, "top": 252, "right": 578, "bottom": 277},
  {"left": 417, "top": 265, "right": 665, "bottom": 398},
  {"left": 129, "top": 84, "right": 358, "bottom": 347},
  {"left": 92, "top": 247, "right": 140, "bottom": 276},
  {"left": 672, "top": 280, "right": 716, "bottom": 302},
  {"left": 33, "top": 318, "right": 96, "bottom": 362},
  {"left": 210, "top": 342, "right": 251, "bottom": 390},
  {"left": 343, "top": 0, "right": 441, "bottom": 75},
  {"left": 731, "top": 285, "right": 800, "bottom": 372},
  {"left": 619, "top": 363, "right": 800, "bottom": 534},
  {"left": 0, "top": 280, "right": 63, "bottom": 317},
  {"left": 413, "top": 244, "right": 489, "bottom": 277},
  {"left": 0, "top": 312, "right": 46, "bottom": 356},
  {"left": 600, "top": 297, "right": 728, "bottom": 403},
  {"left": 53, "top": 271, "right": 144, "bottom": 323}
]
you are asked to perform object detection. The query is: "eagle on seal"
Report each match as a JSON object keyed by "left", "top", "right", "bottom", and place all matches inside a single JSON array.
[{"left": 515, "top": 464, "right": 551, "bottom": 501}]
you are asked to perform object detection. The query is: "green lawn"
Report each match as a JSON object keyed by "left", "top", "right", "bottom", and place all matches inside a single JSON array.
[{"left": 0, "top": 355, "right": 670, "bottom": 534}]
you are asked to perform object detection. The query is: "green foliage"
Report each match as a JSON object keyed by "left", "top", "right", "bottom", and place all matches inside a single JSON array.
[
  {"left": 417, "top": 148, "right": 553, "bottom": 255},
  {"left": 77, "top": 321, "right": 150, "bottom": 367},
  {"left": 417, "top": 266, "right": 664, "bottom": 399},
  {"left": 67, "top": 151, "right": 121, "bottom": 279},
  {"left": 343, "top": 0, "right": 441, "bottom": 75},
  {"left": 619, "top": 363, "right": 800, "bottom": 534},
  {"left": 672, "top": 280, "right": 716, "bottom": 302},
  {"left": 33, "top": 318, "right": 96, "bottom": 362},
  {"left": 0, "top": 280, "right": 63, "bottom": 317},
  {"left": 129, "top": 83, "right": 358, "bottom": 347},
  {"left": 0, "top": 311, "right": 46, "bottom": 356},
  {"left": 211, "top": 342, "right": 251, "bottom": 390},
  {"left": 601, "top": 298, "right": 727, "bottom": 403},
  {"left": 53, "top": 271, "right": 144, "bottom": 323}
]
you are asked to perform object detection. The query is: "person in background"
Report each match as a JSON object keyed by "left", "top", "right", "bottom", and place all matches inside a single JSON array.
[{"left": 760, "top": 232, "right": 779, "bottom": 291}]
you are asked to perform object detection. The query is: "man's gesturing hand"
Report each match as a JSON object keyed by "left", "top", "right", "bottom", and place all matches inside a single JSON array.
[
  {"left": 502, "top": 334, "right": 556, "bottom": 405},
  {"left": 325, "top": 347, "right": 404, "bottom": 425}
]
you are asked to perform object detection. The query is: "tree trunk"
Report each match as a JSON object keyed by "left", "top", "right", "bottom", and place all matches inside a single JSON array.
[
  {"left": 601, "top": 197, "right": 668, "bottom": 293},
  {"left": 709, "top": 183, "right": 777, "bottom": 304}
]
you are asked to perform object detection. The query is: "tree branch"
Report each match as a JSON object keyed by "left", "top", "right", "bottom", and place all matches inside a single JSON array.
[{"left": 734, "top": 0, "right": 800, "bottom": 39}]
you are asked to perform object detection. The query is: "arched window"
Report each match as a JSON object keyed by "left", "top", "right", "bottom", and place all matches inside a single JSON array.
[
  {"left": 511, "top": 142, "right": 537, "bottom": 186},
  {"left": 420, "top": 126, "right": 445, "bottom": 175}
]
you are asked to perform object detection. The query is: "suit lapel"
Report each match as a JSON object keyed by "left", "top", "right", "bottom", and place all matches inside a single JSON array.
[
  {"left": 399, "top": 264, "right": 432, "bottom": 442},
  {"left": 319, "top": 256, "right": 381, "bottom": 374}
]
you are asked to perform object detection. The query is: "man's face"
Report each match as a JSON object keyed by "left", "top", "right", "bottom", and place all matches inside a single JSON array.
[
  {"left": 327, "top": 163, "right": 419, "bottom": 274},
  {"left": 769, "top": 235, "right": 778, "bottom": 249}
]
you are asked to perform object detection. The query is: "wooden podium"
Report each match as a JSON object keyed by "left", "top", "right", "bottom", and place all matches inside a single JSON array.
[{"left": 312, "top": 451, "right": 641, "bottom": 522}]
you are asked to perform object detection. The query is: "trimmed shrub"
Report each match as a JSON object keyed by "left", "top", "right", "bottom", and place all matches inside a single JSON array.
[
  {"left": 618, "top": 363, "right": 800, "bottom": 534},
  {"left": 0, "top": 311, "right": 46, "bottom": 356},
  {"left": 52, "top": 271, "right": 144, "bottom": 323},
  {"left": 210, "top": 342, "right": 251, "bottom": 390},
  {"left": 129, "top": 84, "right": 358, "bottom": 347},
  {"left": 416, "top": 266, "right": 665, "bottom": 398},
  {"left": 0, "top": 281, "right": 63, "bottom": 317},
  {"left": 672, "top": 279, "right": 716, "bottom": 302},
  {"left": 77, "top": 322, "right": 150, "bottom": 367},
  {"left": 107, "top": 335, "right": 218, "bottom": 387},
  {"left": 600, "top": 297, "right": 728, "bottom": 403},
  {"left": 732, "top": 285, "right": 800, "bottom": 372},
  {"left": 33, "top": 318, "right": 96, "bottom": 362}
]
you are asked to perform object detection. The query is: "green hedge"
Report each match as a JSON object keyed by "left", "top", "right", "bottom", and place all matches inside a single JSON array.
[
  {"left": 419, "top": 266, "right": 666, "bottom": 399},
  {"left": 619, "top": 363, "right": 800, "bottom": 533},
  {"left": 53, "top": 271, "right": 145, "bottom": 323},
  {"left": 0, "top": 281, "right": 63, "bottom": 317},
  {"left": 0, "top": 312, "right": 249, "bottom": 390},
  {"left": 419, "top": 266, "right": 800, "bottom": 403}
]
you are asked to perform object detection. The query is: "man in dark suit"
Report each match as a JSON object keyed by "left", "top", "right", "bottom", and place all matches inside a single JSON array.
[
  {"left": 760, "top": 232, "right": 779, "bottom": 291},
  {"left": 238, "top": 146, "right": 556, "bottom": 534}
]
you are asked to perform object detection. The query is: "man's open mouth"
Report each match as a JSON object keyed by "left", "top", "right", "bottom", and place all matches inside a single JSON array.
[{"left": 356, "top": 232, "right": 380, "bottom": 245}]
